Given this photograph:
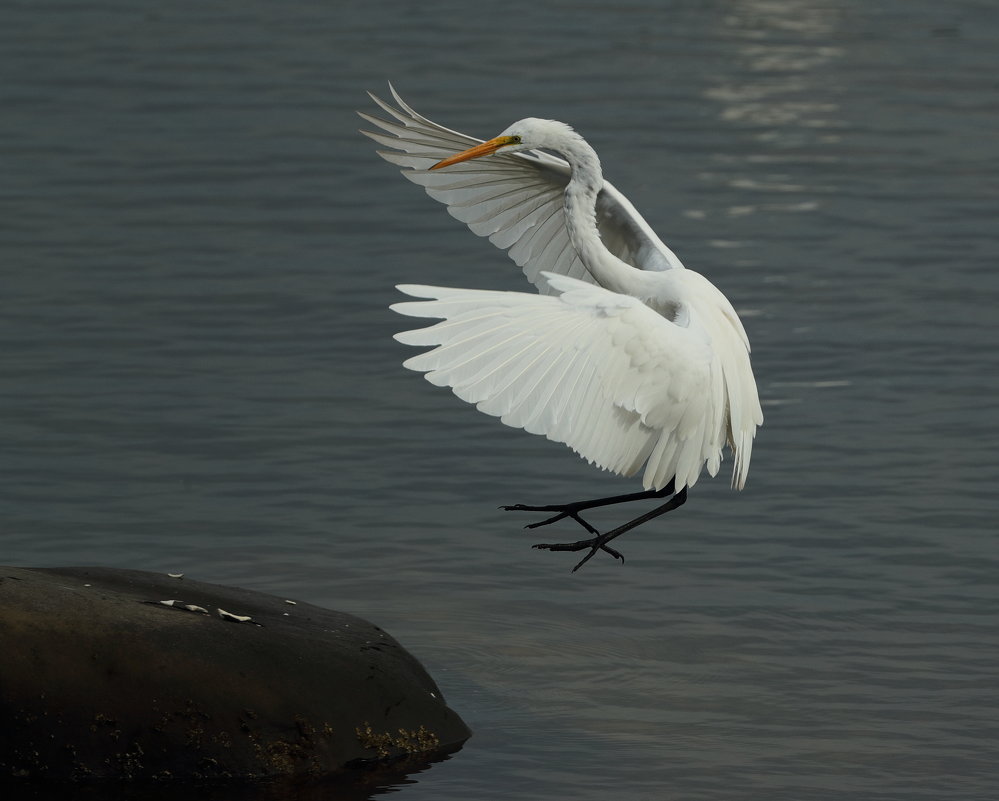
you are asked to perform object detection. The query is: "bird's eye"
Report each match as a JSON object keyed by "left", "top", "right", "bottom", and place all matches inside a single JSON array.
[{"left": 510, "top": 135, "right": 522, "bottom": 144}]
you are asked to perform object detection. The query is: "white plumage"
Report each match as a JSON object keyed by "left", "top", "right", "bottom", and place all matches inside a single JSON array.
[
  {"left": 360, "top": 85, "right": 763, "bottom": 568},
  {"left": 359, "top": 87, "right": 684, "bottom": 293},
  {"left": 392, "top": 272, "right": 721, "bottom": 492}
]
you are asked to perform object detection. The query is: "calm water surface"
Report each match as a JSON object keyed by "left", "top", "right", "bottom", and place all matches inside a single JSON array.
[{"left": 3, "top": 1, "right": 998, "bottom": 799}]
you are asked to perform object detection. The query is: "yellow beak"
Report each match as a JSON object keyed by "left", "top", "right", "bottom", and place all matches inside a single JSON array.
[{"left": 430, "top": 136, "right": 519, "bottom": 170}]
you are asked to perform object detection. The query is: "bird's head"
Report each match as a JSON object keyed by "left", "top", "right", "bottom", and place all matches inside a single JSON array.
[{"left": 430, "top": 118, "right": 578, "bottom": 170}]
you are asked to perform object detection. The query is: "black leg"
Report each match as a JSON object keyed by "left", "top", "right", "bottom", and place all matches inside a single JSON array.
[
  {"left": 533, "top": 487, "right": 688, "bottom": 572},
  {"left": 502, "top": 479, "right": 676, "bottom": 532}
]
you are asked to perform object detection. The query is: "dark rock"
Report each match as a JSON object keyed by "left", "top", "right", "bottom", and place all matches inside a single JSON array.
[{"left": 0, "top": 566, "right": 470, "bottom": 781}]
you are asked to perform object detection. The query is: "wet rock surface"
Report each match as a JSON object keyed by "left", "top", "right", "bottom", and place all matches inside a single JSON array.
[{"left": 0, "top": 566, "right": 470, "bottom": 781}]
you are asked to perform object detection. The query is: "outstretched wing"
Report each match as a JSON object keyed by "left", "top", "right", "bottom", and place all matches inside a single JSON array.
[
  {"left": 360, "top": 84, "right": 685, "bottom": 295},
  {"left": 391, "top": 273, "right": 724, "bottom": 492}
]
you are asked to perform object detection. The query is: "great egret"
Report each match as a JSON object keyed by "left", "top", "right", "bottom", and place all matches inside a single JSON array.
[{"left": 360, "top": 85, "right": 763, "bottom": 571}]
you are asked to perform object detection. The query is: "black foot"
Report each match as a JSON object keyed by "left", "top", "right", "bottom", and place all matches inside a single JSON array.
[
  {"left": 505, "top": 483, "right": 686, "bottom": 573},
  {"left": 532, "top": 536, "right": 625, "bottom": 573},
  {"left": 503, "top": 503, "right": 623, "bottom": 565},
  {"left": 501, "top": 503, "right": 599, "bottom": 534}
]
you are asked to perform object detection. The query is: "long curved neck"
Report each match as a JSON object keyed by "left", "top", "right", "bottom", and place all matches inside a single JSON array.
[{"left": 560, "top": 139, "right": 639, "bottom": 295}]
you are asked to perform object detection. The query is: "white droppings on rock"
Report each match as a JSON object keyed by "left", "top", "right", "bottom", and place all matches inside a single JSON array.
[{"left": 218, "top": 608, "right": 253, "bottom": 623}]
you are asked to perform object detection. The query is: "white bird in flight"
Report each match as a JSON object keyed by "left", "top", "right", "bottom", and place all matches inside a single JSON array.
[{"left": 360, "top": 85, "right": 763, "bottom": 571}]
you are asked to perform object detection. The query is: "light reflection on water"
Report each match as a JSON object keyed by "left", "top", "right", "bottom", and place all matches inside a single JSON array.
[{"left": 3, "top": 0, "right": 999, "bottom": 799}]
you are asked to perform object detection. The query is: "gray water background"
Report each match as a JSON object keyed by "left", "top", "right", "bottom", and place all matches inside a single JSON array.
[{"left": 3, "top": 1, "right": 999, "bottom": 798}]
